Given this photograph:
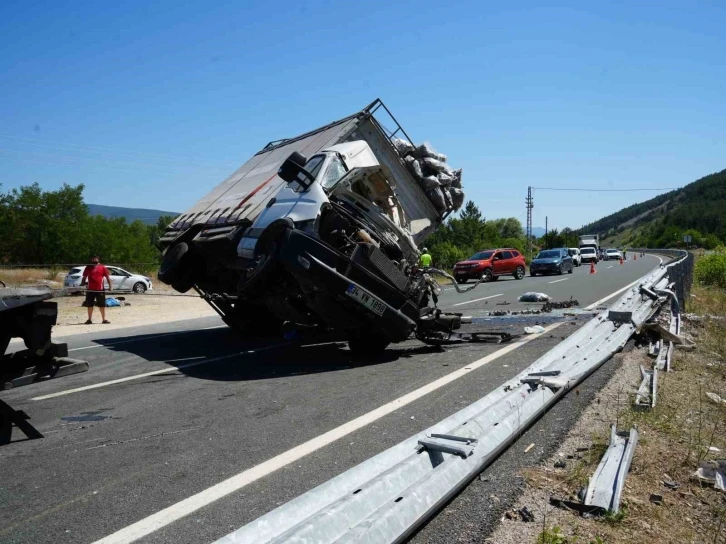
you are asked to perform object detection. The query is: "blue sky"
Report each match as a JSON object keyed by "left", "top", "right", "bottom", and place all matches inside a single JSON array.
[{"left": 1, "top": 0, "right": 724, "bottom": 230}]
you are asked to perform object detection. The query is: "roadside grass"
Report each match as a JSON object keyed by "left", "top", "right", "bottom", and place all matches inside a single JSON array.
[
  {"left": 0, "top": 267, "right": 64, "bottom": 287},
  {"left": 521, "top": 283, "right": 726, "bottom": 544},
  {"left": 0, "top": 267, "right": 168, "bottom": 292}
]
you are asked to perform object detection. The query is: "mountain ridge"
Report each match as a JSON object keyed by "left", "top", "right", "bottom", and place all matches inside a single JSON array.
[{"left": 86, "top": 204, "right": 179, "bottom": 225}]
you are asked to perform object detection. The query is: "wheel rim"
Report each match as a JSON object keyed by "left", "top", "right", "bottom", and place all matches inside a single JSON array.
[
  {"left": 516, "top": 266, "right": 524, "bottom": 279},
  {"left": 134, "top": 283, "right": 146, "bottom": 293},
  {"left": 482, "top": 270, "right": 492, "bottom": 282}
]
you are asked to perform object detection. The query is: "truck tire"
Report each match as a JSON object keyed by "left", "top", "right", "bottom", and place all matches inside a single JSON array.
[
  {"left": 239, "top": 219, "right": 292, "bottom": 295},
  {"left": 159, "top": 242, "right": 190, "bottom": 284},
  {"left": 348, "top": 333, "right": 390, "bottom": 356}
]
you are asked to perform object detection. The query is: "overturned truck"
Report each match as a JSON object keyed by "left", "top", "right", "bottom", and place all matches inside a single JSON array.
[{"left": 157, "top": 99, "right": 469, "bottom": 354}]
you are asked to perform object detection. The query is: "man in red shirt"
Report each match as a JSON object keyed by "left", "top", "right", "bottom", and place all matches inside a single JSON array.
[{"left": 81, "top": 255, "right": 112, "bottom": 324}]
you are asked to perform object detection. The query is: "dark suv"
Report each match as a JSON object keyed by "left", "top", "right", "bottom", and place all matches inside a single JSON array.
[
  {"left": 453, "top": 248, "right": 527, "bottom": 283},
  {"left": 529, "top": 248, "right": 574, "bottom": 276}
]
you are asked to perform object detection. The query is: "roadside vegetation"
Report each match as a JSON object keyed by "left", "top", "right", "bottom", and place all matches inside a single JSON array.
[
  {"left": 0, "top": 183, "right": 172, "bottom": 272},
  {"left": 582, "top": 169, "right": 726, "bottom": 250},
  {"left": 490, "top": 252, "right": 726, "bottom": 543},
  {"left": 426, "top": 201, "right": 575, "bottom": 269}
]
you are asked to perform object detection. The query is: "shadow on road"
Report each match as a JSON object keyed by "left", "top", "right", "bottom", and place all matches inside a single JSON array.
[{"left": 93, "top": 326, "right": 444, "bottom": 383}]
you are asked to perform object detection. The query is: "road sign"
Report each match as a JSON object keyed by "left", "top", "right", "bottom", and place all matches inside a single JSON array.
[{"left": 683, "top": 235, "right": 692, "bottom": 243}]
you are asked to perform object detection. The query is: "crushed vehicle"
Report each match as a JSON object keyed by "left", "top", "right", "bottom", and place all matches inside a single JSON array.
[{"left": 157, "top": 99, "right": 473, "bottom": 354}]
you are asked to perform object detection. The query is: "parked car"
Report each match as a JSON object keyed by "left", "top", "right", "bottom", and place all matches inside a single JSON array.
[
  {"left": 604, "top": 248, "right": 623, "bottom": 261},
  {"left": 453, "top": 248, "right": 526, "bottom": 283},
  {"left": 529, "top": 248, "right": 574, "bottom": 276},
  {"left": 568, "top": 247, "right": 582, "bottom": 267},
  {"left": 64, "top": 266, "right": 153, "bottom": 293},
  {"left": 580, "top": 247, "right": 599, "bottom": 264}
]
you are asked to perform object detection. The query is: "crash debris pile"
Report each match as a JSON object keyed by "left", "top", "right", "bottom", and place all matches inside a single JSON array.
[{"left": 392, "top": 138, "right": 465, "bottom": 215}]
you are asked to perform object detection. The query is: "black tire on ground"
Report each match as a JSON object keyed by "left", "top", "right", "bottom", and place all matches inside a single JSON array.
[
  {"left": 568, "top": 266, "right": 573, "bottom": 274},
  {"left": 481, "top": 269, "right": 493, "bottom": 282},
  {"left": 558, "top": 264, "right": 564, "bottom": 275},
  {"left": 348, "top": 333, "right": 390, "bottom": 356},
  {"left": 514, "top": 266, "right": 525, "bottom": 280},
  {"left": 132, "top": 282, "right": 147, "bottom": 294},
  {"left": 530, "top": 272, "right": 537, "bottom": 277},
  {"left": 491, "top": 275, "right": 499, "bottom": 281},
  {"left": 158, "top": 242, "right": 190, "bottom": 284}
]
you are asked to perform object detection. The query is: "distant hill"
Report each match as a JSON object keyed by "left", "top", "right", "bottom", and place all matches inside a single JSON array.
[
  {"left": 531, "top": 227, "right": 546, "bottom": 238},
  {"left": 87, "top": 204, "right": 179, "bottom": 225},
  {"left": 577, "top": 169, "right": 726, "bottom": 248}
]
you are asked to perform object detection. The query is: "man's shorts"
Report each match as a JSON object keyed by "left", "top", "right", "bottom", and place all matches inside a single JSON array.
[{"left": 83, "top": 292, "right": 106, "bottom": 307}]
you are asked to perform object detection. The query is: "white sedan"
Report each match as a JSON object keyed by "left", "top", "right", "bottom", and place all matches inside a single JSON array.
[
  {"left": 605, "top": 249, "right": 623, "bottom": 261},
  {"left": 64, "top": 266, "right": 153, "bottom": 293}
]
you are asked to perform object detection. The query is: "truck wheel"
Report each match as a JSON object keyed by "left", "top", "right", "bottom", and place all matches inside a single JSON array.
[
  {"left": 514, "top": 266, "right": 525, "bottom": 280},
  {"left": 159, "top": 242, "right": 190, "bottom": 284},
  {"left": 348, "top": 333, "right": 390, "bottom": 356}
]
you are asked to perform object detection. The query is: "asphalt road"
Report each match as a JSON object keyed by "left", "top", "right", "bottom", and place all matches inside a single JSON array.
[{"left": 0, "top": 255, "right": 661, "bottom": 544}]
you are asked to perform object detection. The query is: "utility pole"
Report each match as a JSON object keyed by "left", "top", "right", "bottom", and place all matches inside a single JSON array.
[
  {"left": 545, "top": 216, "right": 548, "bottom": 249},
  {"left": 526, "top": 186, "right": 533, "bottom": 261}
]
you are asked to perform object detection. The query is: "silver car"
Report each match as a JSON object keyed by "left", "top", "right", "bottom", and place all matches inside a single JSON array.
[{"left": 64, "top": 266, "right": 153, "bottom": 293}]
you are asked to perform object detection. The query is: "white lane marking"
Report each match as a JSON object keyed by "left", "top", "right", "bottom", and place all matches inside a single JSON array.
[
  {"left": 607, "top": 266, "right": 613, "bottom": 269},
  {"left": 67, "top": 325, "right": 226, "bottom": 353},
  {"left": 548, "top": 278, "right": 569, "bottom": 284},
  {"left": 92, "top": 323, "right": 562, "bottom": 544},
  {"left": 31, "top": 344, "right": 287, "bottom": 401},
  {"left": 585, "top": 255, "right": 664, "bottom": 310},
  {"left": 452, "top": 294, "right": 503, "bottom": 307}
]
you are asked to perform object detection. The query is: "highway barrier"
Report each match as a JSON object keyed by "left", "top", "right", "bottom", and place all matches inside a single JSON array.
[{"left": 216, "top": 250, "right": 693, "bottom": 544}]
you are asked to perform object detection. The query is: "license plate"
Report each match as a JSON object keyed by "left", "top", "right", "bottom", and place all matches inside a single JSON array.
[{"left": 345, "top": 284, "right": 386, "bottom": 317}]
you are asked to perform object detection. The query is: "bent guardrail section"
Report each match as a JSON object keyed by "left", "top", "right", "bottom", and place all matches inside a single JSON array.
[{"left": 216, "top": 250, "right": 690, "bottom": 544}]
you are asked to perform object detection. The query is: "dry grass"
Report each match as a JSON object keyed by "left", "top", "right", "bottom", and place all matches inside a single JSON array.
[
  {"left": 490, "top": 284, "right": 726, "bottom": 544},
  {"left": 0, "top": 267, "right": 169, "bottom": 291},
  {"left": 0, "top": 267, "right": 64, "bottom": 287}
]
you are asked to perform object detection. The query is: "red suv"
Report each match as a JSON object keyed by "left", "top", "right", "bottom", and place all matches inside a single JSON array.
[{"left": 453, "top": 248, "right": 526, "bottom": 283}]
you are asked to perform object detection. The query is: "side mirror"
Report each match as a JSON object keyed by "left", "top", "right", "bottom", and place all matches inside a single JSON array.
[{"left": 278, "top": 151, "right": 314, "bottom": 189}]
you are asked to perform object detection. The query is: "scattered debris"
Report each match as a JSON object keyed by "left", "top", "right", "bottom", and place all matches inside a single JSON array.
[
  {"left": 524, "top": 443, "right": 535, "bottom": 453},
  {"left": 709, "top": 446, "right": 722, "bottom": 453},
  {"left": 518, "top": 506, "right": 535, "bottom": 522},
  {"left": 583, "top": 425, "right": 638, "bottom": 514},
  {"left": 554, "top": 460, "right": 567, "bottom": 469},
  {"left": 649, "top": 493, "right": 664, "bottom": 505},
  {"left": 519, "top": 292, "right": 550, "bottom": 303},
  {"left": 524, "top": 326, "right": 546, "bottom": 334},
  {"left": 495, "top": 301, "right": 510, "bottom": 306},
  {"left": 693, "top": 460, "right": 726, "bottom": 491},
  {"left": 706, "top": 392, "right": 726, "bottom": 405},
  {"left": 662, "top": 477, "right": 681, "bottom": 490},
  {"left": 542, "top": 299, "right": 580, "bottom": 312}
]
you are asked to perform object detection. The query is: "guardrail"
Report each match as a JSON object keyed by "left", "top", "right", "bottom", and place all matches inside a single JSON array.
[{"left": 216, "top": 250, "right": 692, "bottom": 544}]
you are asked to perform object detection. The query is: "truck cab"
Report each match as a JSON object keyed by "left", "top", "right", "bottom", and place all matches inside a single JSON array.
[{"left": 237, "top": 141, "right": 416, "bottom": 264}]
